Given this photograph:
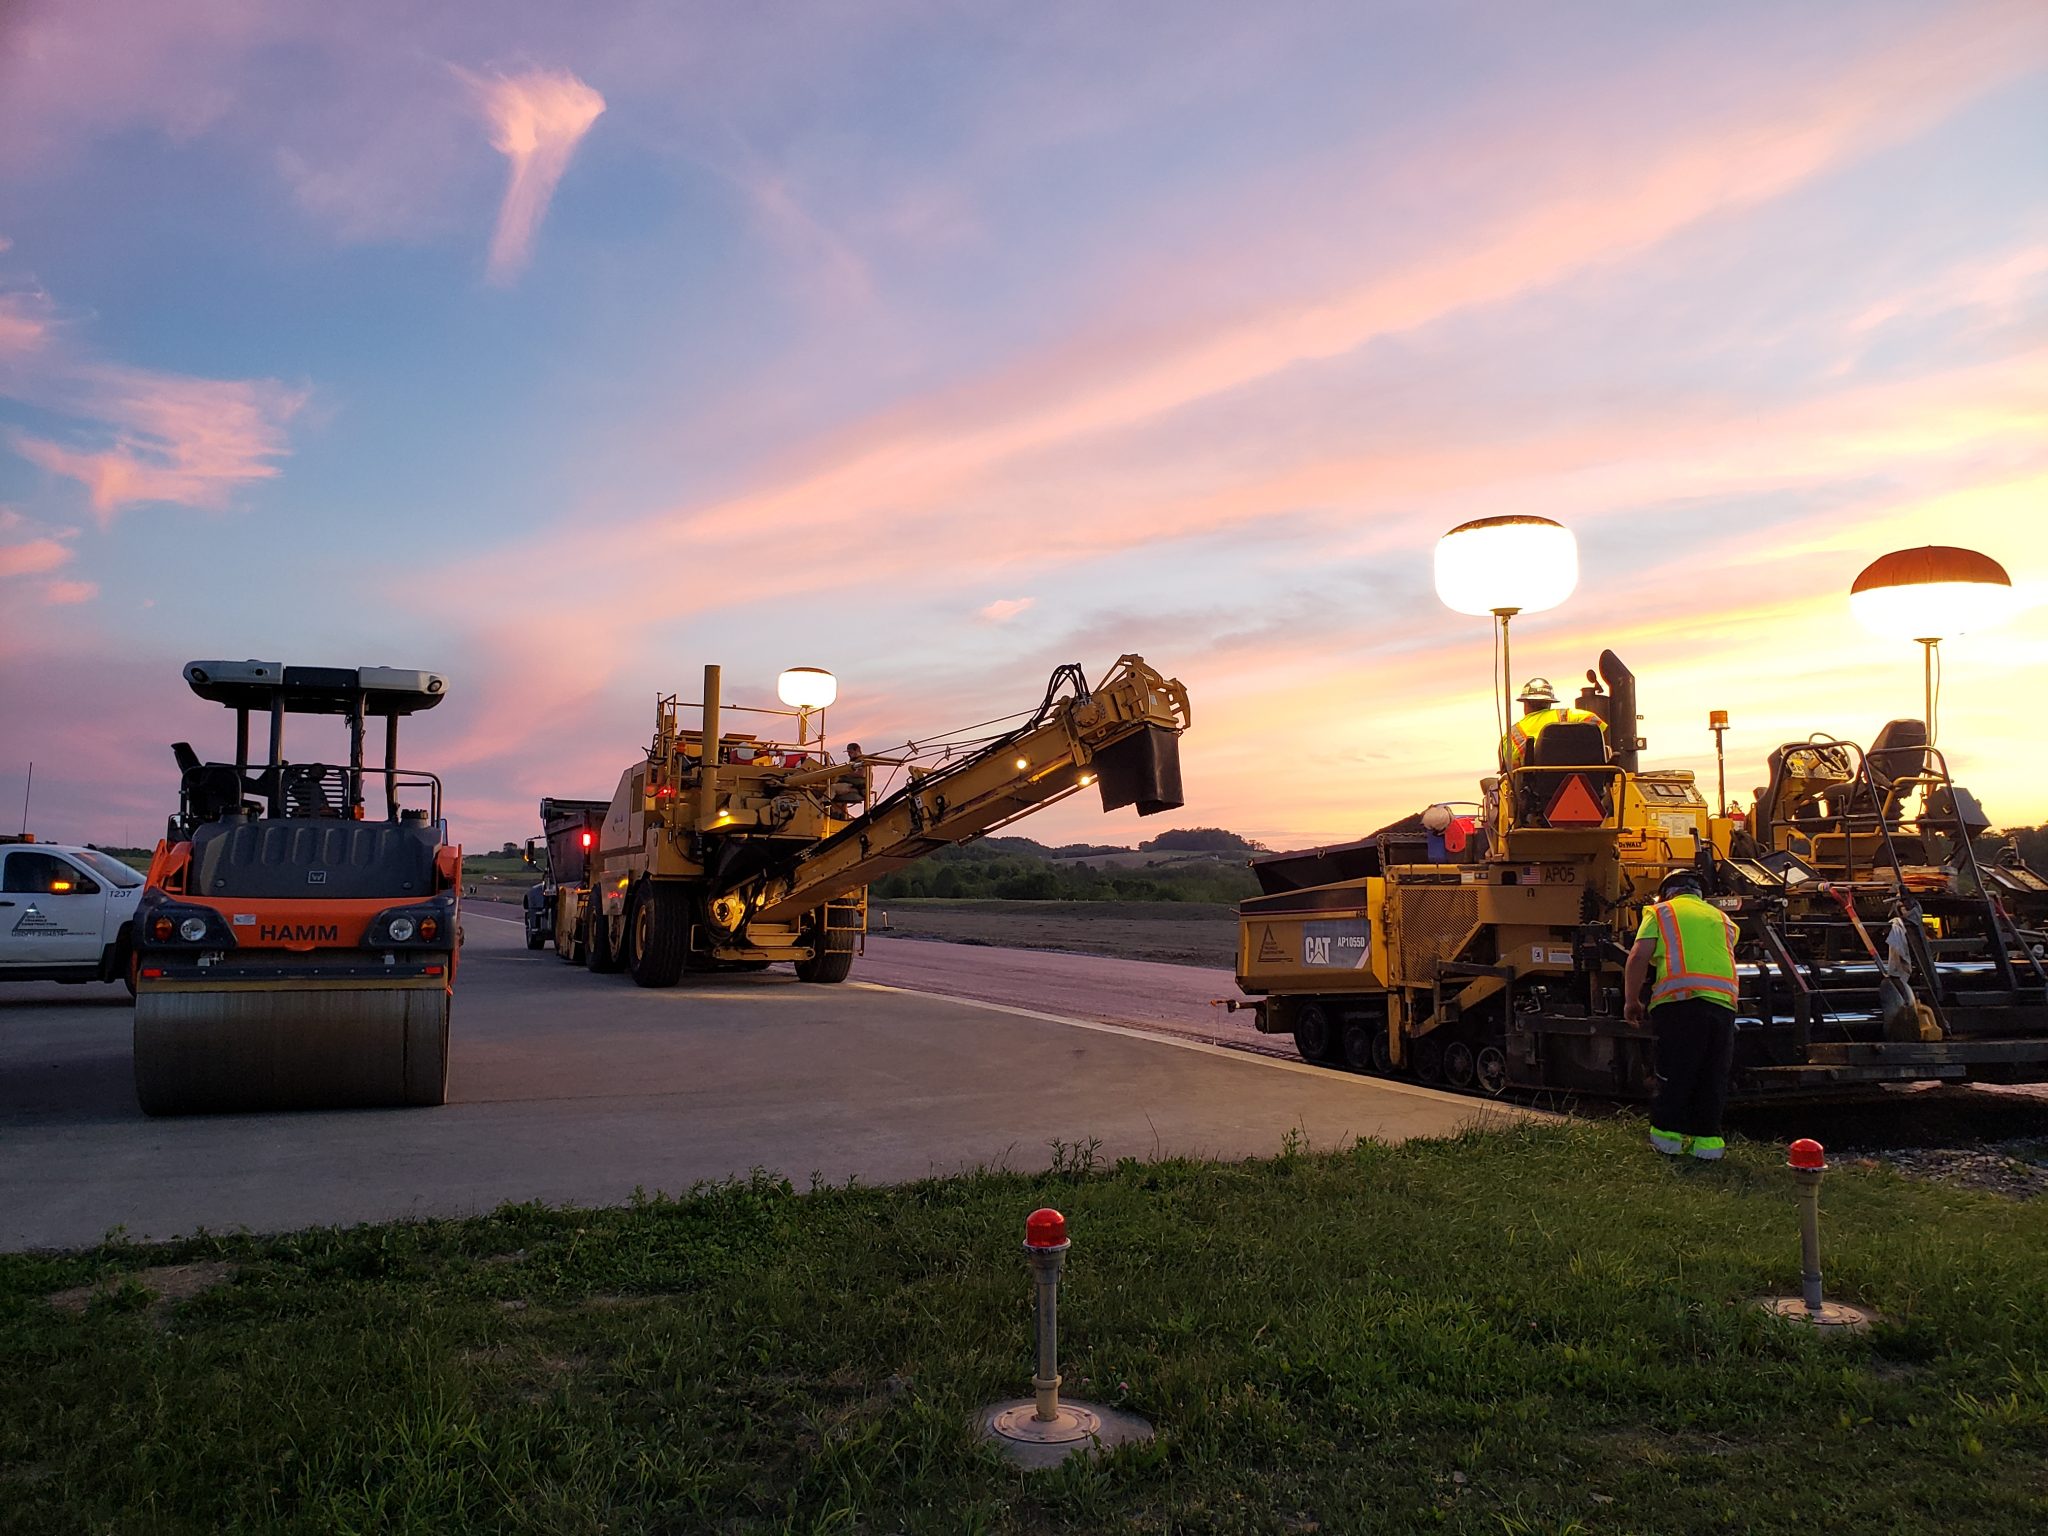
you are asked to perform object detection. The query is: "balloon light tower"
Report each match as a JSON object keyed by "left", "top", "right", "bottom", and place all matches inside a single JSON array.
[
  {"left": 1849, "top": 546, "right": 2015, "bottom": 746},
  {"left": 1434, "top": 515, "right": 1580, "bottom": 729},
  {"left": 776, "top": 666, "right": 838, "bottom": 746}
]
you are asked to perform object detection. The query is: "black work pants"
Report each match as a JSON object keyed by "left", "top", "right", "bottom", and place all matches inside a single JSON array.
[{"left": 1649, "top": 999, "right": 1736, "bottom": 1138}]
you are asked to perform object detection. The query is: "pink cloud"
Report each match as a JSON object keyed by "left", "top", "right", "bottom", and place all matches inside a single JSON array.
[
  {"left": 40, "top": 579, "right": 97, "bottom": 606},
  {"left": 0, "top": 291, "right": 49, "bottom": 355},
  {"left": 12, "top": 366, "right": 306, "bottom": 520},
  {"left": 468, "top": 68, "right": 605, "bottom": 284},
  {"left": 0, "top": 535, "right": 71, "bottom": 577},
  {"left": 979, "top": 597, "right": 1034, "bottom": 622}
]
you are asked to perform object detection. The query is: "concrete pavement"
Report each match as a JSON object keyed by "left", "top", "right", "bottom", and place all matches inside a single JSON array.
[{"left": 0, "top": 912, "right": 1517, "bottom": 1250}]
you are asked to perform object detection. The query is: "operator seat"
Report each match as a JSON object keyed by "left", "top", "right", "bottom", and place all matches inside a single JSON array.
[
  {"left": 174, "top": 743, "right": 245, "bottom": 826},
  {"left": 1519, "top": 721, "right": 1611, "bottom": 824},
  {"left": 1864, "top": 719, "right": 1930, "bottom": 824}
]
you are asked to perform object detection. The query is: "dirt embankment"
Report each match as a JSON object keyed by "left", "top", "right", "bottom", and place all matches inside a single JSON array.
[{"left": 870, "top": 898, "right": 1236, "bottom": 968}]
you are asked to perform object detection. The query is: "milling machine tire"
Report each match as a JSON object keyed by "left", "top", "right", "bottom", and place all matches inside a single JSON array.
[
  {"left": 586, "top": 901, "right": 622, "bottom": 974},
  {"left": 795, "top": 914, "right": 856, "bottom": 984},
  {"left": 628, "top": 884, "right": 688, "bottom": 988},
  {"left": 134, "top": 985, "right": 450, "bottom": 1115},
  {"left": 525, "top": 925, "right": 545, "bottom": 951}
]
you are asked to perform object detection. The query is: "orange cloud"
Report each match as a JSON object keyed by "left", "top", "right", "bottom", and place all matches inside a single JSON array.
[
  {"left": 40, "top": 578, "right": 97, "bottom": 606},
  {"left": 468, "top": 68, "right": 605, "bottom": 285},
  {"left": 12, "top": 366, "right": 306, "bottom": 520}
]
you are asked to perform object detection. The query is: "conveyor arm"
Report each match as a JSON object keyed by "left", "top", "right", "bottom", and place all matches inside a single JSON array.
[{"left": 736, "top": 655, "right": 1189, "bottom": 926}]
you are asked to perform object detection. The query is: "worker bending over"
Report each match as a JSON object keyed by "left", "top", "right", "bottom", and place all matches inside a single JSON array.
[
  {"left": 1624, "top": 870, "right": 1740, "bottom": 1159},
  {"left": 1499, "top": 678, "right": 1605, "bottom": 771}
]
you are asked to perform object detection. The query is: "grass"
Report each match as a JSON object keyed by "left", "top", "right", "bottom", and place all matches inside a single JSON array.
[{"left": 3, "top": 1120, "right": 2045, "bottom": 1533}]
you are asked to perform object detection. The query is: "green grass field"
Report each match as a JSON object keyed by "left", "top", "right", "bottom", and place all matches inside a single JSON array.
[{"left": 5, "top": 1120, "right": 2044, "bottom": 1533}]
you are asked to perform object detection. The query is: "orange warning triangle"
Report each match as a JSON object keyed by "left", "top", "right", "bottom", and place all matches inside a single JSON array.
[
  {"left": 1257, "top": 925, "right": 1286, "bottom": 962},
  {"left": 1544, "top": 773, "right": 1606, "bottom": 827}
]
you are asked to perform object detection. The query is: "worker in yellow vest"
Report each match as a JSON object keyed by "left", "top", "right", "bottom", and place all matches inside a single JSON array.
[
  {"left": 1498, "top": 678, "right": 1606, "bottom": 771},
  {"left": 1623, "top": 870, "right": 1741, "bottom": 1159}
]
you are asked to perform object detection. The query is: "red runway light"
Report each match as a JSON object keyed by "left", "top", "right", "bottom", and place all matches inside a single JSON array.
[
  {"left": 1788, "top": 1138, "right": 1825, "bottom": 1170},
  {"left": 1025, "top": 1208, "right": 1068, "bottom": 1248}
]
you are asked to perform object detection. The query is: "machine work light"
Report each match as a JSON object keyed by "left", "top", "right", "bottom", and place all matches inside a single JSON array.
[
  {"left": 777, "top": 667, "right": 838, "bottom": 745},
  {"left": 1849, "top": 546, "right": 2015, "bottom": 745},
  {"left": 1434, "top": 515, "right": 1579, "bottom": 735}
]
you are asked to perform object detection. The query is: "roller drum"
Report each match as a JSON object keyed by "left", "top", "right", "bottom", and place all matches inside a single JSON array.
[{"left": 134, "top": 984, "right": 450, "bottom": 1115}]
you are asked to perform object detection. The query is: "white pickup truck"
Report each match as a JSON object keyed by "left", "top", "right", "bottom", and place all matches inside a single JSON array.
[{"left": 0, "top": 837, "right": 145, "bottom": 991}]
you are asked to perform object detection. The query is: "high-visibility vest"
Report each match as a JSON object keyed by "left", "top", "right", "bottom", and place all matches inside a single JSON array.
[
  {"left": 1635, "top": 894, "right": 1740, "bottom": 1010},
  {"left": 1502, "top": 706, "right": 1604, "bottom": 769}
]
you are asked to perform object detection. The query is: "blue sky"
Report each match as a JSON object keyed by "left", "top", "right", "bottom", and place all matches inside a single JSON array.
[{"left": 2, "top": 0, "right": 2044, "bottom": 849}]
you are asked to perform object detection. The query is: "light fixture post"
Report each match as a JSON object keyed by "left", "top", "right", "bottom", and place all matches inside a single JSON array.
[
  {"left": 1918, "top": 637, "right": 1937, "bottom": 747},
  {"left": 1493, "top": 607, "right": 1519, "bottom": 735}
]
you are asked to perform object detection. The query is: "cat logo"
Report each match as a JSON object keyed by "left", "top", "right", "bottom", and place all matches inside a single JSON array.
[
  {"left": 1256, "top": 925, "right": 1286, "bottom": 963},
  {"left": 259, "top": 922, "right": 339, "bottom": 943}
]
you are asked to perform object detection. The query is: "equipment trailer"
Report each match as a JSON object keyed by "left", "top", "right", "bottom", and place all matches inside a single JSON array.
[
  {"left": 131, "top": 661, "right": 461, "bottom": 1114},
  {"left": 1235, "top": 651, "right": 2048, "bottom": 1103},
  {"left": 547, "top": 655, "right": 1191, "bottom": 986}
]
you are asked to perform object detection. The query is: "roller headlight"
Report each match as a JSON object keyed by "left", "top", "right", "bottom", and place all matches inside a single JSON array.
[
  {"left": 178, "top": 917, "right": 208, "bottom": 942},
  {"left": 387, "top": 916, "right": 417, "bottom": 942}
]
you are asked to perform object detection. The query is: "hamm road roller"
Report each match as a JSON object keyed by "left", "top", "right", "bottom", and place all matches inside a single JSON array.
[{"left": 131, "top": 660, "right": 460, "bottom": 1114}]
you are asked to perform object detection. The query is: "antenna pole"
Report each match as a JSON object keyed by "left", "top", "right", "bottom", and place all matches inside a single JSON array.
[{"left": 18, "top": 761, "right": 30, "bottom": 836}]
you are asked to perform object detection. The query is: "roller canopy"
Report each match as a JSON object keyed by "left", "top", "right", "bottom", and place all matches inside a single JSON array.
[{"left": 183, "top": 660, "right": 449, "bottom": 715}]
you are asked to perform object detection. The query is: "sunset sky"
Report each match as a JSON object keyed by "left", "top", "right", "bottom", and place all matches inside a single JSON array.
[{"left": 2, "top": 1, "right": 2044, "bottom": 853}]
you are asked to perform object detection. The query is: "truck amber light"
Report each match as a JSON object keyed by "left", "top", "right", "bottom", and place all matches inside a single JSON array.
[
  {"left": 151, "top": 916, "right": 174, "bottom": 941},
  {"left": 1015, "top": 756, "right": 1030, "bottom": 770},
  {"left": 51, "top": 880, "right": 72, "bottom": 892},
  {"left": 418, "top": 917, "right": 439, "bottom": 940}
]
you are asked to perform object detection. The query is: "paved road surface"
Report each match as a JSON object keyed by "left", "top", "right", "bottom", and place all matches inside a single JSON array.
[
  {"left": 0, "top": 911, "right": 1510, "bottom": 1250},
  {"left": 860, "top": 933, "right": 1281, "bottom": 1054}
]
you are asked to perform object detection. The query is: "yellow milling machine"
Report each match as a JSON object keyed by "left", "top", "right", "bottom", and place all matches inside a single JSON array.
[{"left": 545, "top": 656, "right": 1193, "bottom": 987}]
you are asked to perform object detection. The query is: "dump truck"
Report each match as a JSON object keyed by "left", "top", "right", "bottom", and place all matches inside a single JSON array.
[
  {"left": 522, "top": 797, "right": 607, "bottom": 951},
  {"left": 130, "top": 661, "right": 461, "bottom": 1114},
  {"left": 545, "top": 655, "right": 1190, "bottom": 986},
  {"left": 1234, "top": 650, "right": 2048, "bottom": 1101}
]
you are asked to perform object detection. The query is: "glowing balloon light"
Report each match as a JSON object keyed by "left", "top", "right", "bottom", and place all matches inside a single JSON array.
[
  {"left": 1849, "top": 546, "right": 2015, "bottom": 641},
  {"left": 776, "top": 667, "right": 838, "bottom": 710},
  {"left": 1435, "top": 516, "right": 1579, "bottom": 738},
  {"left": 1433, "top": 515, "right": 1579, "bottom": 618},
  {"left": 1849, "top": 546, "right": 2014, "bottom": 746}
]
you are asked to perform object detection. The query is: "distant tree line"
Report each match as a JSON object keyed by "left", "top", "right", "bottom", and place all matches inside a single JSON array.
[
  {"left": 1998, "top": 825, "right": 2048, "bottom": 869},
  {"left": 872, "top": 836, "right": 1259, "bottom": 903}
]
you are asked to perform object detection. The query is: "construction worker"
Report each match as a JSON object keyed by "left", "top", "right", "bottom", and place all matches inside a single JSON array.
[
  {"left": 1499, "top": 678, "right": 1606, "bottom": 771},
  {"left": 1624, "top": 870, "right": 1741, "bottom": 1159}
]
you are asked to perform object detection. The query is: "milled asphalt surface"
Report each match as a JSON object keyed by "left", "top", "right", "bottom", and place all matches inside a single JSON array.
[{"left": 0, "top": 911, "right": 1517, "bottom": 1251}]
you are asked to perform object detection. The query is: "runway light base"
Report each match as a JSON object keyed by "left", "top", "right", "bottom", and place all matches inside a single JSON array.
[
  {"left": 1755, "top": 1296, "right": 1877, "bottom": 1334},
  {"left": 978, "top": 1399, "right": 1155, "bottom": 1469}
]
